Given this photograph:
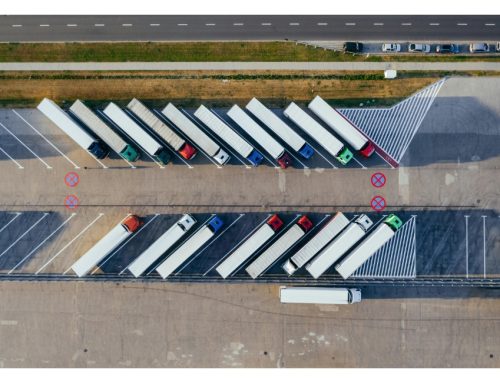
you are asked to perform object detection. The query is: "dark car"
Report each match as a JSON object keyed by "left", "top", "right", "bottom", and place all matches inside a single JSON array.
[
  {"left": 343, "top": 42, "right": 363, "bottom": 53},
  {"left": 436, "top": 44, "right": 459, "bottom": 54}
]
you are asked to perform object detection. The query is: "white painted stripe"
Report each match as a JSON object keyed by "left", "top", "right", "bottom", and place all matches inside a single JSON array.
[
  {"left": 205, "top": 23, "right": 216, "bottom": 26},
  {"left": 482, "top": 216, "right": 487, "bottom": 278},
  {"left": 401, "top": 22, "right": 412, "bottom": 26},
  {"left": 150, "top": 24, "right": 160, "bottom": 27},
  {"left": 39, "top": 213, "right": 104, "bottom": 275},
  {"left": 67, "top": 24, "right": 77, "bottom": 27},
  {"left": 0, "top": 146, "right": 24, "bottom": 169},
  {"left": 317, "top": 23, "right": 328, "bottom": 26},
  {"left": 175, "top": 214, "right": 245, "bottom": 275},
  {"left": 94, "top": 24, "right": 105, "bottom": 27},
  {"left": 485, "top": 23, "right": 496, "bottom": 26},
  {"left": 8, "top": 214, "right": 76, "bottom": 274},
  {"left": 0, "top": 213, "right": 22, "bottom": 235},
  {"left": 464, "top": 215, "right": 469, "bottom": 278},
  {"left": 177, "top": 23, "right": 188, "bottom": 26},
  {"left": 40, "top": 24, "right": 50, "bottom": 27},
  {"left": 457, "top": 23, "right": 468, "bottom": 26},
  {"left": 0, "top": 121, "right": 52, "bottom": 169},
  {"left": 289, "top": 23, "right": 300, "bottom": 26},
  {"left": 11, "top": 25, "right": 22, "bottom": 27},
  {"left": 373, "top": 23, "right": 384, "bottom": 26},
  {"left": 91, "top": 214, "right": 160, "bottom": 275},
  {"left": 12, "top": 110, "right": 81, "bottom": 169},
  {"left": 429, "top": 23, "right": 440, "bottom": 26},
  {"left": 345, "top": 23, "right": 356, "bottom": 26},
  {"left": 233, "top": 23, "right": 244, "bottom": 26},
  {"left": 0, "top": 213, "right": 48, "bottom": 260},
  {"left": 261, "top": 23, "right": 272, "bottom": 26},
  {"left": 122, "top": 24, "right": 133, "bottom": 27}
]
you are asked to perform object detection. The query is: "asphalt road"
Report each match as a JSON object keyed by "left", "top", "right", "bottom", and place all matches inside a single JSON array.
[{"left": 0, "top": 15, "right": 499, "bottom": 42}]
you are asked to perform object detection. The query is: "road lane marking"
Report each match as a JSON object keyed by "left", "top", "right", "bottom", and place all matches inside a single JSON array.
[
  {"left": 464, "top": 215, "right": 469, "bottom": 278},
  {"left": 317, "top": 23, "right": 328, "bottom": 26},
  {"left": 233, "top": 23, "right": 244, "bottom": 26},
  {"left": 40, "top": 24, "right": 50, "bottom": 27},
  {"left": 12, "top": 110, "right": 81, "bottom": 169},
  {"left": 401, "top": 23, "right": 412, "bottom": 26},
  {"left": 482, "top": 216, "right": 487, "bottom": 278},
  {"left": 0, "top": 213, "right": 22, "bottom": 235},
  {"left": 91, "top": 214, "right": 159, "bottom": 275},
  {"left": 204, "top": 214, "right": 272, "bottom": 276},
  {"left": 177, "top": 23, "right": 188, "bottom": 26},
  {"left": 8, "top": 214, "right": 76, "bottom": 274},
  {"left": 345, "top": 23, "right": 356, "bottom": 26},
  {"left": 38, "top": 213, "right": 104, "bottom": 275},
  {"left": 122, "top": 24, "right": 133, "bottom": 27},
  {"left": 67, "top": 24, "right": 77, "bottom": 27},
  {"left": 261, "top": 23, "right": 272, "bottom": 26},
  {"left": 373, "top": 23, "right": 384, "bottom": 26},
  {"left": 150, "top": 24, "right": 160, "bottom": 27},
  {"left": 0, "top": 213, "right": 49, "bottom": 260},
  {"left": 205, "top": 23, "right": 216, "bottom": 26},
  {"left": 457, "top": 23, "right": 468, "bottom": 26},
  {"left": 0, "top": 146, "right": 24, "bottom": 169},
  {"left": 289, "top": 23, "right": 300, "bottom": 26},
  {"left": 0, "top": 121, "right": 52, "bottom": 169},
  {"left": 11, "top": 25, "right": 22, "bottom": 27},
  {"left": 485, "top": 23, "right": 496, "bottom": 26},
  {"left": 429, "top": 23, "right": 440, "bottom": 26},
  {"left": 175, "top": 214, "right": 245, "bottom": 275},
  {"left": 94, "top": 24, "right": 105, "bottom": 27}
]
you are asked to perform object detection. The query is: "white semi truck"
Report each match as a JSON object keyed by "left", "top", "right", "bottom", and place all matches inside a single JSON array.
[
  {"left": 37, "top": 98, "right": 108, "bottom": 159},
  {"left": 216, "top": 214, "right": 283, "bottom": 279},
  {"left": 127, "top": 98, "right": 197, "bottom": 160},
  {"left": 280, "top": 286, "right": 362, "bottom": 304},
  {"left": 69, "top": 100, "right": 139, "bottom": 162},
  {"left": 103, "top": 103, "right": 171, "bottom": 164},
  {"left": 226, "top": 105, "right": 292, "bottom": 169},
  {"left": 127, "top": 214, "right": 196, "bottom": 277},
  {"left": 71, "top": 215, "right": 142, "bottom": 277},
  {"left": 335, "top": 214, "right": 403, "bottom": 279},
  {"left": 306, "top": 215, "right": 373, "bottom": 279},
  {"left": 156, "top": 216, "right": 224, "bottom": 279},
  {"left": 308, "top": 95, "right": 375, "bottom": 158},
  {"left": 246, "top": 98, "right": 315, "bottom": 159},
  {"left": 194, "top": 105, "right": 264, "bottom": 166},
  {"left": 245, "top": 216, "right": 313, "bottom": 279},
  {"left": 161, "top": 103, "right": 230, "bottom": 165},
  {"left": 284, "top": 102, "right": 353, "bottom": 165},
  {"left": 282, "top": 212, "right": 350, "bottom": 276}
]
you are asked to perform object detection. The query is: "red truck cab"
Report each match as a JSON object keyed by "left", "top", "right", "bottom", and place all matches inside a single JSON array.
[
  {"left": 121, "top": 215, "right": 143, "bottom": 233},
  {"left": 359, "top": 141, "right": 375, "bottom": 158},
  {"left": 178, "top": 142, "right": 197, "bottom": 160},
  {"left": 277, "top": 153, "right": 292, "bottom": 169},
  {"left": 267, "top": 214, "right": 284, "bottom": 232},
  {"left": 297, "top": 215, "right": 314, "bottom": 233}
]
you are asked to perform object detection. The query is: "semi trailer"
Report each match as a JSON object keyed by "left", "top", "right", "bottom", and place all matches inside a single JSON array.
[
  {"left": 284, "top": 102, "right": 353, "bottom": 165},
  {"left": 226, "top": 105, "right": 292, "bottom": 169},
  {"left": 335, "top": 214, "right": 403, "bottom": 279},
  {"left": 216, "top": 214, "right": 283, "bottom": 279},
  {"left": 194, "top": 105, "right": 263, "bottom": 166},
  {"left": 306, "top": 215, "right": 373, "bottom": 279},
  {"left": 103, "top": 103, "right": 171, "bottom": 164},
  {"left": 37, "top": 98, "right": 108, "bottom": 159},
  {"left": 156, "top": 216, "right": 224, "bottom": 279},
  {"left": 127, "top": 98, "right": 197, "bottom": 160},
  {"left": 71, "top": 215, "right": 142, "bottom": 277},
  {"left": 161, "top": 103, "right": 230, "bottom": 165},
  {"left": 308, "top": 95, "right": 375, "bottom": 157},
  {"left": 280, "top": 286, "right": 362, "bottom": 304},
  {"left": 246, "top": 216, "right": 313, "bottom": 279},
  {"left": 246, "top": 98, "right": 315, "bottom": 159},
  {"left": 282, "top": 212, "right": 350, "bottom": 276},
  {"left": 69, "top": 100, "right": 139, "bottom": 162},
  {"left": 127, "top": 214, "right": 196, "bottom": 277}
]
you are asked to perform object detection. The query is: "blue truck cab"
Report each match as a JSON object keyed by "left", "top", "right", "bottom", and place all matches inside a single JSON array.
[
  {"left": 298, "top": 143, "right": 315, "bottom": 159},
  {"left": 207, "top": 216, "right": 224, "bottom": 233},
  {"left": 88, "top": 141, "right": 110, "bottom": 159},
  {"left": 247, "top": 150, "right": 264, "bottom": 166}
]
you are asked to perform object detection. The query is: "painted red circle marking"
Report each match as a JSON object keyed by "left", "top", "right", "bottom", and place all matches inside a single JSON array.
[
  {"left": 370, "top": 196, "right": 386, "bottom": 212},
  {"left": 64, "top": 195, "right": 79, "bottom": 210},
  {"left": 64, "top": 172, "right": 80, "bottom": 187},
  {"left": 371, "top": 172, "right": 386, "bottom": 188}
]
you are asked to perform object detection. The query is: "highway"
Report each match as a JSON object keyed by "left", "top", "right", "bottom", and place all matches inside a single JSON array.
[{"left": 0, "top": 15, "right": 499, "bottom": 42}]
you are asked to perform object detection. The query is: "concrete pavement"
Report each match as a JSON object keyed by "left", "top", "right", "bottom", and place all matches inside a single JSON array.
[{"left": 1, "top": 61, "right": 499, "bottom": 71}]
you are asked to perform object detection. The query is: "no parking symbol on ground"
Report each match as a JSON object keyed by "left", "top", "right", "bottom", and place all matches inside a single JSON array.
[
  {"left": 371, "top": 172, "right": 386, "bottom": 188},
  {"left": 64, "top": 195, "right": 79, "bottom": 210},
  {"left": 370, "top": 196, "right": 386, "bottom": 212},
  {"left": 64, "top": 172, "right": 80, "bottom": 187}
]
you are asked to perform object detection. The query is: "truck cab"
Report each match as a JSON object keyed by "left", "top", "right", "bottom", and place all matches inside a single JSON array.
[
  {"left": 336, "top": 147, "right": 353, "bottom": 165},
  {"left": 178, "top": 142, "right": 197, "bottom": 160},
  {"left": 359, "top": 141, "right": 375, "bottom": 158},
  {"left": 247, "top": 150, "right": 264, "bottom": 166},
  {"left": 121, "top": 145, "right": 140, "bottom": 162},
  {"left": 121, "top": 215, "right": 143, "bottom": 233},
  {"left": 277, "top": 152, "right": 292, "bottom": 169},
  {"left": 207, "top": 216, "right": 224, "bottom": 233},
  {"left": 267, "top": 214, "right": 284, "bottom": 232},
  {"left": 213, "top": 149, "right": 231, "bottom": 165},
  {"left": 155, "top": 148, "right": 172, "bottom": 165},
  {"left": 348, "top": 288, "right": 362, "bottom": 303},
  {"left": 178, "top": 214, "right": 197, "bottom": 231},
  {"left": 384, "top": 214, "right": 403, "bottom": 231},
  {"left": 298, "top": 144, "right": 315, "bottom": 159},
  {"left": 88, "top": 141, "right": 110, "bottom": 159},
  {"left": 297, "top": 216, "right": 314, "bottom": 233}
]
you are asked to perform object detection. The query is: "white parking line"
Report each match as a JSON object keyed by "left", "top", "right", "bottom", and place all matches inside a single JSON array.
[
  {"left": 345, "top": 23, "right": 356, "bottom": 26},
  {"left": 11, "top": 25, "right": 22, "bottom": 27},
  {"left": 464, "top": 215, "right": 469, "bottom": 278},
  {"left": 401, "top": 23, "right": 412, "bottom": 26},
  {"left": 146, "top": 214, "right": 216, "bottom": 276},
  {"left": 317, "top": 23, "right": 328, "bottom": 26},
  {"left": 233, "top": 23, "right": 244, "bottom": 26},
  {"left": 482, "top": 215, "right": 487, "bottom": 278},
  {"left": 309, "top": 145, "right": 337, "bottom": 169},
  {"left": 0, "top": 213, "right": 49, "bottom": 260},
  {"left": 0, "top": 146, "right": 24, "bottom": 169},
  {"left": 204, "top": 214, "right": 272, "bottom": 276},
  {"left": 38, "top": 213, "right": 104, "bottom": 275},
  {"left": 175, "top": 214, "right": 245, "bottom": 275},
  {"left": 12, "top": 110, "right": 81, "bottom": 169},
  {"left": 0, "top": 213, "right": 22, "bottom": 235},
  {"left": 8, "top": 213, "right": 76, "bottom": 274},
  {"left": 351, "top": 155, "right": 367, "bottom": 169},
  {"left": 90, "top": 214, "right": 160, "bottom": 275},
  {"left": 0, "top": 121, "right": 52, "bottom": 169}
]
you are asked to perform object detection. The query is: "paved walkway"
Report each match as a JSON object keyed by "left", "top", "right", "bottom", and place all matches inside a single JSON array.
[{"left": 0, "top": 61, "right": 499, "bottom": 71}]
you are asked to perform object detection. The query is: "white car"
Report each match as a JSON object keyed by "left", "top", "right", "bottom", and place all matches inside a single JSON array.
[
  {"left": 469, "top": 43, "right": 490, "bottom": 53},
  {"left": 382, "top": 43, "right": 401, "bottom": 52},
  {"left": 409, "top": 43, "right": 431, "bottom": 53}
]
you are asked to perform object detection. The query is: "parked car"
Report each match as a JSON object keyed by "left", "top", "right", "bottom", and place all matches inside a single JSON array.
[
  {"left": 436, "top": 44, "right": 459, "bottom": 54},
  {"left": 343, "top": 42, "right": 363, "bottom": 53},
  {"left": 408, "top": 43, "right": 431, "bottom": 53},
  {"left": 382, "top": 43, "right": 401, "bottom": 52},
  {"left": 469, "top": 43, "right": 490, "bottom": 53}
]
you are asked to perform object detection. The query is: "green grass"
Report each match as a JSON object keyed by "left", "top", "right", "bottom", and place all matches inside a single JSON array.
[{"left": 0, "top": 42, "right": 499, "bottom": 62}]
